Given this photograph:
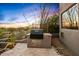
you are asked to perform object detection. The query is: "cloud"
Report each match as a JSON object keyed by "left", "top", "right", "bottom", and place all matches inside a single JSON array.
[
  {"left": 8, "top": 17, "right": 18, "bottom": 21},
  {"left": 0, "top": 3, "right": 59, "bottom": 24}
]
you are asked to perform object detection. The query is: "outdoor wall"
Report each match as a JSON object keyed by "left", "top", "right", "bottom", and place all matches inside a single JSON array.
[{"left": 60, "top": 3, "right": 79, "bottom": 55}]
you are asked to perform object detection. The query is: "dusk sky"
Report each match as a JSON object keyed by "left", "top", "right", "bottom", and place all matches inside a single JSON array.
[{"left": 0, "top": 3, "right": 59, "bottom": 24}]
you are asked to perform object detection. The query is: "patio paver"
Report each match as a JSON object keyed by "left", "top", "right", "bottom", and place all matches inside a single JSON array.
[{"left": 1, "top": 43, "right": 61, "bottom": 56}]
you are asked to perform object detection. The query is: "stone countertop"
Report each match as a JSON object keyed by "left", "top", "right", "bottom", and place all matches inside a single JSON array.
[{"left": 27, "top": 33, "right": 52, "bottom": 36}]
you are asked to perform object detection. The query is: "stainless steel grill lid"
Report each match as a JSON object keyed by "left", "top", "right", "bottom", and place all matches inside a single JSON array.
[{"left": 30, "top": 29, "right": 43, "bottom": 39}]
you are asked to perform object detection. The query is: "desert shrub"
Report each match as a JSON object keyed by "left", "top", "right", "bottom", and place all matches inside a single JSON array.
[
  {"left": 7, "top": 33, "right": 16, "bottom": 49},
  {"left": 0, "top": 28, "right": 6, "bottom": 39}
]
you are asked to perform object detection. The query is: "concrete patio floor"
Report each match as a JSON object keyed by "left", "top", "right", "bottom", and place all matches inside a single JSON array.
[
  {"left": 1, "top": 38, "right": 75, "bottom": 56},
  {"left": 1, "top": 43, "right": 61, "bottom": 56}
]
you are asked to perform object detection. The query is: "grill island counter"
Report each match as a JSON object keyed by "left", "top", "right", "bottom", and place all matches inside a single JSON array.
[{"left": 27, "top": 29, "right": 52, "bottom": 48}]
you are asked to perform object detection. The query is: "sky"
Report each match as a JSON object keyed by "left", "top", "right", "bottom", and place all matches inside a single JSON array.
[{"left": 0, "top": 3, "right": 59, "bottom": 24}]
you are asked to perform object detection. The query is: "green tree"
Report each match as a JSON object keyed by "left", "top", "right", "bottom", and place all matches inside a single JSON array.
[{"left": 48, "top": 15, "right": 59, "bottom": 33}]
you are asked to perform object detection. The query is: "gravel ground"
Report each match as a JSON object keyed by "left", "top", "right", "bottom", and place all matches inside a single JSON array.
[{"left": 51, "top": 38, "right": 76, "bottom": 56}]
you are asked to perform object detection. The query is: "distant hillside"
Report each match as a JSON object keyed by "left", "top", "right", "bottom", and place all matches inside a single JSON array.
[{"left": 0, "top": 23, "right": 30, "bottom": 28}]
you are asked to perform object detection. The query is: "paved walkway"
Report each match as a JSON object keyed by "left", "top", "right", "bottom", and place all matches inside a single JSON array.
[{"left": 1, "top": 43, "right": 60, "bottom": 56}]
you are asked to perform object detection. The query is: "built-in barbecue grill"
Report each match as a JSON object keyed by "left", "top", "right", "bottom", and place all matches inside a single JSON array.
[{"left": 30, "top": 29, "right": 43, "bottom": 39}]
